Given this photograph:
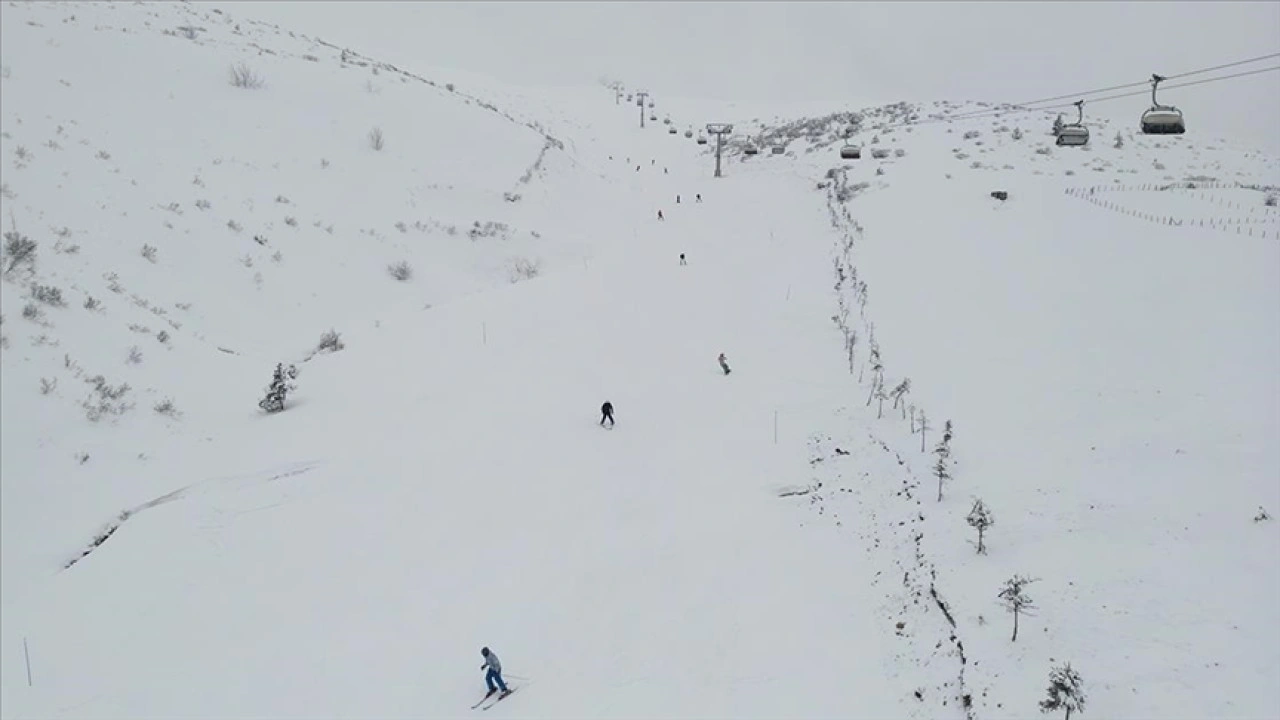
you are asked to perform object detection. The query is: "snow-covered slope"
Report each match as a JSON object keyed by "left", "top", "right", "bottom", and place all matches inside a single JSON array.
[{"left": 3, "top": 2, "right": 1278, "bottom": 719}]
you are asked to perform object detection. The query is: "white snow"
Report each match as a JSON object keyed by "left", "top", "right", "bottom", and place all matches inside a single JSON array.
[{"left": 2, "top": 3, "right": 1278, "bottom": 719}]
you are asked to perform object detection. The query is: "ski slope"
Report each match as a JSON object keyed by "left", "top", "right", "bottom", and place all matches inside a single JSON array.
[{"left": 2, "top": 2, "right": 1278, "bottom": 719}]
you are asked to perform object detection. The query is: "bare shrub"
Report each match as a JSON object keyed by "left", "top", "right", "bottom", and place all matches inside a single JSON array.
[
  {"left": 83, "top": 295, "right": 101, "bottom": 311},
  {"left": 227, "top": 219, "right": 243, "bottom": 233},
  {"left": 22, "top": 302, "right": 42, "bottom": 321},
  {"left": 317, "top": 329, "right": 345, "bottom": 353},
  {"left": 229, "top": 62, "right": 264, "bottom": 89},
  {"left": 509, "top": 257, "right": 542, "bottom": 283},
  {"left": 40, "top": 377, "right": 57, "bottom": 395},
  {"left": 369, "top": 126, "right": 385, "bottom": 151},
  {"left": 32, "top": 284, "right": 65, "bottom": 306},
  {"left": 195, "top": 199, "right": 211, "bottom": 210},
  {"left": 140, "top": 244, "right": 157, "bottom": 263},
  {"left": 387, "top": 260, "right": 412, "bottom": 281},
  {"left": 153, "top": 398, "right": 181, "bottom": 418},
  {"left": 4, "top": 231, "right": 37, "bottom": 274},
  {"left": 82, "top": 375, "right": 133, "bottom": 421},
  {"left": 157, "top": 330, "right": 170, "bottom": 344},
  {"left": 284, "top": 216, "right": 297, "bottom": 227},
  {"left": 126, "top": 345, "right": 142, "bottom": 364}
]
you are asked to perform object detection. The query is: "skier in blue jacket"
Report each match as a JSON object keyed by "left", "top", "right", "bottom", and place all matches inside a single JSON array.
[{"left": 480, "top": 647, "right": 510, "bottom": 698}]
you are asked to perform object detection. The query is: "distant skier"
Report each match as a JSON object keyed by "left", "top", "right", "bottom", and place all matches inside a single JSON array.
[
  {"left": 679, "top": 253, "right": 687, "bottom": 266},
  {"left": 657, "top": 210, "right": 664, "bottom": 221},
  {"left": 479, "top": 647, "right": 510, "bottom": 699},
  {"left": 664, "top": 167, "right": 668, "bottom": 174},
  {"left": 695, "top": 193, "right": 702, "bottom": 203},
  {"left": 636, "top": 165, "right": 641, "bottom": 172},
  {"left": 718, "top": 353, "right": 731, "bottom": 376},
  {"left": 600, "top": 401, "right": 615, "bottom": 427},
  {"left": 676, "top": 194, "right": 681, "bottom": 204}
]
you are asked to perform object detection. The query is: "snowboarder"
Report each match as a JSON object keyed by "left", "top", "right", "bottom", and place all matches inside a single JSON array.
[
  {"left": 657, "top": 210, "right": 664, "bottom": 221},
  {"left": 695, "top": 193, "right": 702, "bottom": 203},
  {"left": 664, "top": 167, "right": 668, "bottom": 174},
  {"left": 679, "top": 253, "right": 687, "bottom": 266},
  {"left": 480, "top": 647, "right": 510, "bottom": 698},
  {"left": 676, "top": 194, "right": 681, "bottom": 204},
  {"left": 718, "top": 353, "right": 731, "bottom": 375},
  {"left": 600, "top": 401, "right": 615, "bottom": 427}
]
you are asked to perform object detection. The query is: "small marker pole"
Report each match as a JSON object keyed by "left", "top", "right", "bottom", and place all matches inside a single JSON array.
[
  {"left": 482, "top": 322, "right": 487, "bottom": 345},
  {"left": 773, "top": 410, "right": 778, "bottom": 445},
  {"left": 24, "top": 637, "right": 32, "bottom": 687}
]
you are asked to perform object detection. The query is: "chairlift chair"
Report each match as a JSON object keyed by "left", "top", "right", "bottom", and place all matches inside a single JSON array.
[
  {"left": 840, "top": 144, "right": 861, "bottom": 160},
  {"left": 1140, "top": 74, "right": 1185, "bottom": 134},
  {"left": 668, "top": 126, "right": 677, "bottom": 134},
  {"left": 744, "top": 145, "right": 759, "bottom": 155},
  {"left": 1055, "top": 100, "right": 1090, "bottom": 147},
  {"left": 771, "top": 146, "right": 785, "bottom": 155},
  {"left": 685, "top": 129, "right": 693, "bottom": 138},
  {"left": 650, "top": 114, "right": 657, "bottom": 121},
  {"left": 696, "top": 135, "right": 708, "bottom": 145}
]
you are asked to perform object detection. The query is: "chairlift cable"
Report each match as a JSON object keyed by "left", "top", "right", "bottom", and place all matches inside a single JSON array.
[
  {"left": 919, "top": 51, "right": 1280, "bottom": 125},
  {"left": 868, "top": 62, "right": 1280, "bottom": 131}
]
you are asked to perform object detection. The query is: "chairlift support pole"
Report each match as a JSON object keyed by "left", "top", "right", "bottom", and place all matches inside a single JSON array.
[
  {"left": 706, "top": 123, "right": 733, "bottom": 178},
  {"left": 1073, "top": 99, "right": 1084, "bottom": 125},
  {"left": 636, "top": 91, "right": 649, "bottom": 128}
]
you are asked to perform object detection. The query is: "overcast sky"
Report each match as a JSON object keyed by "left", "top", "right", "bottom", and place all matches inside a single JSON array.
[{"left": 226, "top": 2, "right": 1280, "bottom": 153}]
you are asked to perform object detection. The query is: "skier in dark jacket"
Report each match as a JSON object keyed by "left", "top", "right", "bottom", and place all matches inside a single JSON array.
[
  {"left": 480, "top": 647, "right": 510, "bottom": 698},
  {"left": 600, "top": 401, "right": 615, "bottom": 427}
]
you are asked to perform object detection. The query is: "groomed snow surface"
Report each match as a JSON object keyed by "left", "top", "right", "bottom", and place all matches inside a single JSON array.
[{"left": 2, "top": 3, "right": 1278, "bottom": 719}]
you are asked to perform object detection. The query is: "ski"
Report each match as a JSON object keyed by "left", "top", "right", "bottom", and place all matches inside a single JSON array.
[
  {"left": 470, "top": 692, "right": 497, "bottom": 710},
  {"left": 480, "top": 687, "right": 518, "bottom": 710}
]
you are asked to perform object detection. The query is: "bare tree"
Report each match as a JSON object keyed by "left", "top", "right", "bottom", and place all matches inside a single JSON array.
[
  {"left": 1039, "top": 662, "right": 1086, "bottom": 720},
  {"left": 998, "top": 574, "right": 1037, "bottom": 642},
  {"left": 966, "top": 498, "right": 994, "bottom": 554},
  {"left": 891, "top": 378, "right": 911, "bottom": 417},
  {"left": 258, "top": 363, "right": 297, "bottom": 414},
  {"left": 918, "top": 410, "right": 930, "bottom": 452},
  {"left": 369, "top": 126, "right": 385, "bottom": 151},
  {"left": 933, "top": 440, "right": 951, "bottom": 501}
]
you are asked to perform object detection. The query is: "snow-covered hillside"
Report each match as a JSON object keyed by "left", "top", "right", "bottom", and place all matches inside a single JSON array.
[{"left": 2, "top": 3, "right": 1278, "bottom": 719}]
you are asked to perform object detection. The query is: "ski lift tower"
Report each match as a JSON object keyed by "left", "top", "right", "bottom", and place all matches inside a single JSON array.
[
  {"left": 635, "top": 91, "right": 650, "bottom": 128},
  {"left": 705, "top": 123, "right": 734, "bottom": 178}
]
